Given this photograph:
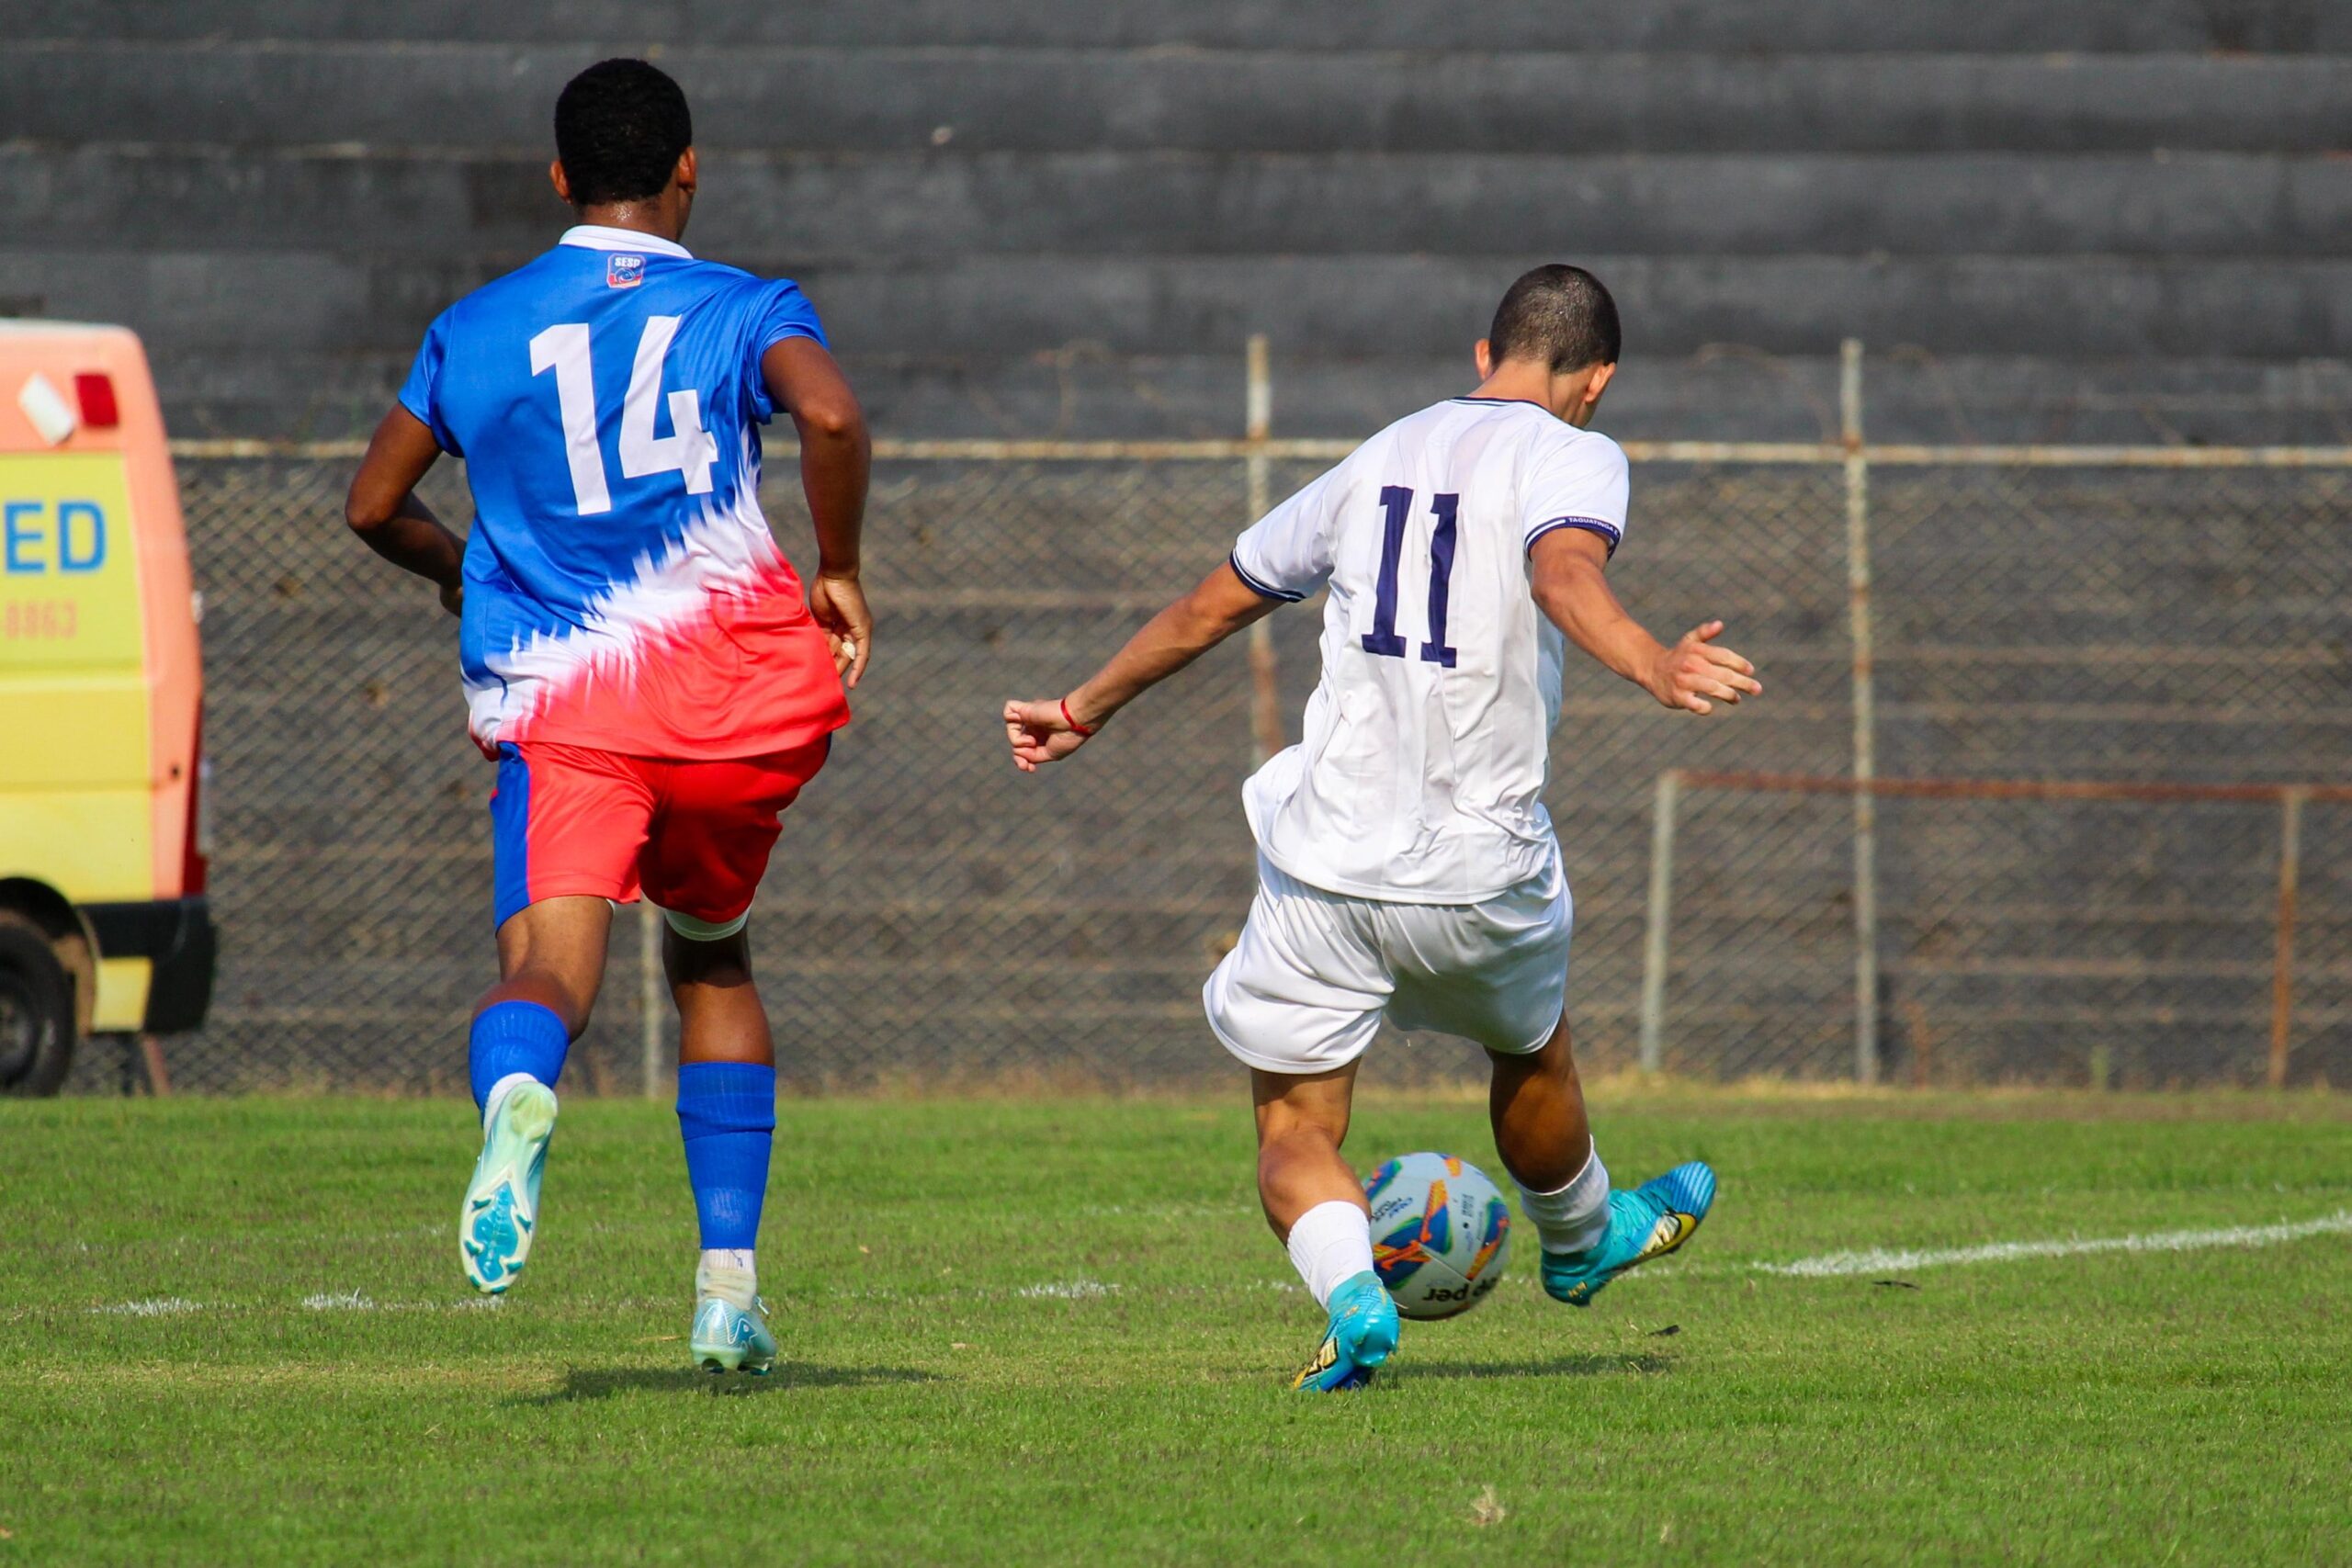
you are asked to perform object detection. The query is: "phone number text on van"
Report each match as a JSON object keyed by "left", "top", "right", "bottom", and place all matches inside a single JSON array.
[{"left": 3, "top": 600, "right": 79, "bottom": 640}]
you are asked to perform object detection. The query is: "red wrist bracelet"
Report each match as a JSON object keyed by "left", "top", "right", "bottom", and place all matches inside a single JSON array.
[{"left": 1060, "top": 697, "right": 1097, "bottom": 738}]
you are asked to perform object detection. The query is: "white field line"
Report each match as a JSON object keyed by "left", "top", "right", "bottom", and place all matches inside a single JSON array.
[
  {"left": 1756, "top": 1211, "right": 2352, "bottom": 1279},
  {"left": 90, "top": 1297, "right": 203, "bottom": 1317},
  {"left": 301, "top": 1289, "right": 374, "bottom": 1311},
  {"left": 303, "top": 1288, "right": 385, "bottom": 1316},
  {"left": 298, "top": 1293, "right": 503, "bottom": 1314},
  {"left": 83, "top": 1294, "right": 508, "bottom": 1318},
  {"left": 1015, "top": 1279, "right": 1121, "bottom": 1300}
]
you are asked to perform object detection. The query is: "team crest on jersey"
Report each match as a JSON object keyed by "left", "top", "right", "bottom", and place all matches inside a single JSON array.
[{"left": 606, "top": 254, "right": 647, "bottom": 288}]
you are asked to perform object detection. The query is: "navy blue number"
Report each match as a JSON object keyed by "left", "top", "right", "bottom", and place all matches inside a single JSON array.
[
  {"left": 1419, "top": 491, "right": 1459, "bottom": 668},
  {"left": 1362, "top": 485, "right": 1412, "bottom": 658},
  {"left": 1362, "top": 487, "right": 1459, "bottom": 666}
]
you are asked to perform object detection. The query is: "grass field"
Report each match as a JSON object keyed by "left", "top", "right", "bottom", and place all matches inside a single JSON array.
[{"left": 4, "top": 1089, "right": 2349, "bottom": 1565}]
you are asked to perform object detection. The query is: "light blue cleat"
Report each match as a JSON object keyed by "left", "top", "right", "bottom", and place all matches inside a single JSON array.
[
  {"left": 1541, "top": 1161, "right": 1717, "bottom": 1307},
  {"left": 459, "top": 1080, "right": 557, "bottom": 1294},
  {"left": 690, "top": 1295, "right": 779, "bottom": 1375},
  {"left": 1290, "top": 1269, "right": 1400, "bottom": 1392}
]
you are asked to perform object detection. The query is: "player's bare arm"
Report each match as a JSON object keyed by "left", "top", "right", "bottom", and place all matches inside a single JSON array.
[
  {"left": 1529, "top": 527, "right": 1760, "bottom": 716},
  {"left": 345, "top": 404, "right": 467, "bottom": 616},
  {"left": 763, "top": 335, "right": 873, "bottom": 688},
  {"left": 1002, "top": 560, "right": 1279, "bottom": 772}
]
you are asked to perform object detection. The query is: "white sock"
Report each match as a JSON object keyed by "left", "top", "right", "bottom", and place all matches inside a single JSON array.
[
  {"left": 1285, "top": 1201, "right": 1376, "bottom": 1308},
  {"left": 481, "top": 1071, "right": 538, "bottom": 1131},
  {"left": 1517, "top": 1144, "right": 1611, "bottom": 1257},
  {"left": 696, "top": 1249, "right": 759, "bottom": 1310}
]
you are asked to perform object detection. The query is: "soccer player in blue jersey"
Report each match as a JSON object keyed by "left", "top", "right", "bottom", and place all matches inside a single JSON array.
[{"left": 345, "top": 60, "right": 869, "bottom": 1371}]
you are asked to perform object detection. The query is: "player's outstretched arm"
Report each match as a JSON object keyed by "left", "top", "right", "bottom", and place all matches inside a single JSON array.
[
  {"left": 1530, "top": 528, "right": 1760, "bottom": 716},
  {"left": 763, "top": 337, "right": 873, "bottom": 688},
  {"left": 1003, "top": 561, "right": 1280, "bottom": 772},
  {"left": 345, "top": 404, "right": 466, "bottom": 616}
]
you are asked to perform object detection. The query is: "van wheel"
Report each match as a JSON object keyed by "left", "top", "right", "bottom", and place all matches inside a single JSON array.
[{"left": 0, "top": 912, "right": 75, "bottom": 1097}]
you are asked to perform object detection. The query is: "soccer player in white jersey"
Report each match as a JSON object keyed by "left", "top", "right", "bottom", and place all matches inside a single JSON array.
[{"left": 1003, "top": 266, "right": 1759, "bottom": 1390}]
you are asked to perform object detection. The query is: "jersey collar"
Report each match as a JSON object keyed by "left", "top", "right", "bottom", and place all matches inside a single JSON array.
[
  {"left": 559, "top": 224, "right": 693, "bottom": 259},
  {"left": 1451, "top": 396, "right": 1551, "bottom": 412}
]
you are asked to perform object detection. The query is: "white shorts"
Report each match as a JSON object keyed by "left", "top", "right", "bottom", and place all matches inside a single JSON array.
[{"left": 1204, "top": 850, "right": 1573, "bottom": 1075}]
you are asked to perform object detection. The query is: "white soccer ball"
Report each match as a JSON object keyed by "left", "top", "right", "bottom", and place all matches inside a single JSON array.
[{"left": 1362, "top": 1151, "right": 1513, "bottom": 1319}]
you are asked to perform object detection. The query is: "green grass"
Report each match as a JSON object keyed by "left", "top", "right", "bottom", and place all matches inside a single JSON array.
[{"left": 4, "top": 1089, "right": 2350, "bottom": 1566}]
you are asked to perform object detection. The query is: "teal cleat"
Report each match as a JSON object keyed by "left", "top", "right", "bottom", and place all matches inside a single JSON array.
[
  {"left": 1541, "top": 1160, "right": 1716, "bottom": 1308},
  {"left": 1289, "top": 1269, "right": 1400, "bottom": 1393},
  {"left": 458, "top": 1080, "right": 557, "bottom": 1295},
  {"left": 690, "top": 1295, "right": 779, "bottom": 1375}
]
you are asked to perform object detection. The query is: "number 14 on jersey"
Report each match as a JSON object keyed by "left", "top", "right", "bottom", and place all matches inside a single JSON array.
[{"left": 528, "top": 317, "right": 718, "bottom": 517}]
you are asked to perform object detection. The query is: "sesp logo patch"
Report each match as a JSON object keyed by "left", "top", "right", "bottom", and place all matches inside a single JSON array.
[{"left": 606, "top": 254, "right": 647, "bottom": 288}]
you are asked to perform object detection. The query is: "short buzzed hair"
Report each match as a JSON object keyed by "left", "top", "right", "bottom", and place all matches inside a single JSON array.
[
  {"left": 1487, "top": 265, "right": 1621, "bottom": 373},
  {"left": 554, "top": 59, "right": 693, "bottom": 209}
]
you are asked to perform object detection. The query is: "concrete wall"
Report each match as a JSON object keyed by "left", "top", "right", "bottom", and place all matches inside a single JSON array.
[{"left": 5, "top": 3, "right": 2347, "bottom": 443}]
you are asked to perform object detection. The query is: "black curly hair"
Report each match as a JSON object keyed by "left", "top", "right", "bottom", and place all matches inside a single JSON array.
[{"left": 553, "top": 59, "right": 693, "bottom": 209}]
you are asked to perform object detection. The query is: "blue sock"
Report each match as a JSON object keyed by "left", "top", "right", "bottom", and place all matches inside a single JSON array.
[
  {"left": 468, "top": 1000, "right": 570, "bottom": 1111},
  {"left": 676, "top": 1062, "right": 777, "bottom": 1250}
]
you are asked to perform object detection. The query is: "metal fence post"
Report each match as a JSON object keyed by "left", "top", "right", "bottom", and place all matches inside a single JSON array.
[
  {"left": 639, "top": 902, "right": 663, "bottom": 1099},
  {"left": 1638, "top": 770, "right": 1682, "bottom": 1075},
  {"left": 1842, "top": 339, "right": 1882, "bottom": 1085},
  {"left": 1243, "top": 335, "right": 1283, "bottom": 765},
  {"left": 2269, "top": 787, "right": 2306, "bottom": 1089}
]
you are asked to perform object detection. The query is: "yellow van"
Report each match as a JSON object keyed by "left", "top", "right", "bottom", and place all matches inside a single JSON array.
[{"left": 0, "top": 321, "right": 211, "bottom": 1095}]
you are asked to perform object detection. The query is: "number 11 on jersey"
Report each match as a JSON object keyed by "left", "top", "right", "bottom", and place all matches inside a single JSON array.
[{"left": 1363, "top": 486, "right": 1459, "bottom": 668}]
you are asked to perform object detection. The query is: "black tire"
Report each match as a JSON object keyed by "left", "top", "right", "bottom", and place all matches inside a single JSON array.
[{"left": 0, "top": 913, "right": 75, "bottom": 1097}]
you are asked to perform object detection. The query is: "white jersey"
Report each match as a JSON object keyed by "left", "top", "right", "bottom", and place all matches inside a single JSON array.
[{"left": 1228, "top": 396, "right": 1630, "bottom": 904}]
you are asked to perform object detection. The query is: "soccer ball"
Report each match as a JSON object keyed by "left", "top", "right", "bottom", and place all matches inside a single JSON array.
[{"left": 1362, "top": 1151, "right": 1512, "bottom": 1319}]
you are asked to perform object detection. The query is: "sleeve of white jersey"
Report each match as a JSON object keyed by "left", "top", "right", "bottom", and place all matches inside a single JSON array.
[
  {"left": 1229, "top": 468, "right": 1339, "bottom": 602},
  {"left": 1521, "top": 433, "right": 1631, "bottom": 558}
]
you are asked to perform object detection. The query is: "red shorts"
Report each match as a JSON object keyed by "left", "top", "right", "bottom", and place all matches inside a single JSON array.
[{"left": 488, "top": 739, "right": 828, "bottom": 930}]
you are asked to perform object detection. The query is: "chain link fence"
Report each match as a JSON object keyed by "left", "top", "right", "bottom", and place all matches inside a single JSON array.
[
  {"left": 79, "top": 348, "right": 2352, "bottom": 1092},
  {"left": 1639, "top": 456, "right": 2352, "bottom": 1089}
]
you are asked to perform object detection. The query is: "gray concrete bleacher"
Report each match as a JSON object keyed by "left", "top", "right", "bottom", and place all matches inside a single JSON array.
[{"left": 2, "top": 3, "right": 2346, "bottom": 441}]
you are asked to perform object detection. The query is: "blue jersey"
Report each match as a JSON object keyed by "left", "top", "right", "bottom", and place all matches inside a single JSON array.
[{"left": 399, "top": 224, "right": 850, "bottom": 758}]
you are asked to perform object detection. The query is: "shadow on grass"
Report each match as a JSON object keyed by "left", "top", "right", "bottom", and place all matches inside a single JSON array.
[
  {"left": 1401, "top": 1352, "right": 1672, "bottom": 1382},
  {"left": 526, "top": 1362, "right": 945, "bottom": 1404}
]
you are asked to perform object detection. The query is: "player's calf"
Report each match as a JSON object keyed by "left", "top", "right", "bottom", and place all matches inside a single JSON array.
[
  {"left": 1483, "top": 1015, "right": 1712, "bottom": 1306},
  {"left": 457, "top": 898, "right": 609, "bottom": 1294},
  {"left": 1259, "top": 1067, "right": 1399, "bottom": 1391}
]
